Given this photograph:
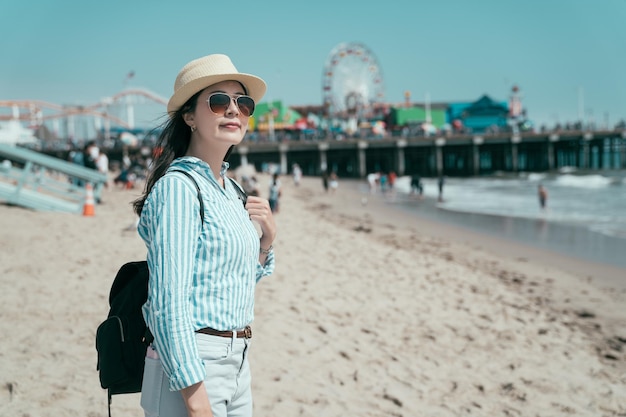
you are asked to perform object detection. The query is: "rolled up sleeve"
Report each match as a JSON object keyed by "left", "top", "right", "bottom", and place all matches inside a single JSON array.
[{"left": 256, "top": 249, "right": 275, "bottom": 282}]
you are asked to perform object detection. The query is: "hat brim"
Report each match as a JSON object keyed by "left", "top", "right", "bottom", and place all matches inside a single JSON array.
[{"left": 167, "top": 73, "right": 266, "bottom": 115}]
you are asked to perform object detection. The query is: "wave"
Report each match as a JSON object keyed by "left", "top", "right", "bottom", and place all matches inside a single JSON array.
[
  {"left": 555, "top": 174, "right": 615, "bottom": 189},
  {"left": 526, "top": 173, "right": 547, "bottom": 182}
]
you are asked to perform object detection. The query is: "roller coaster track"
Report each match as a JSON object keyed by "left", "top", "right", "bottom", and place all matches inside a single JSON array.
[{"left": 0, "top": 88, "right": 167, "bottom": 129}]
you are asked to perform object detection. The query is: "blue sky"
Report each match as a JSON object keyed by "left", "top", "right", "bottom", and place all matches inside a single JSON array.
[{"left": 1, "top": 0, "right": 625, "bottom": 129}]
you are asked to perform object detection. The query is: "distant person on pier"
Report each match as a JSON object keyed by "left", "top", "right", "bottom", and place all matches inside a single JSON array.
[{"left": 538, "top": 183, "right": 548, "bottom": 210}]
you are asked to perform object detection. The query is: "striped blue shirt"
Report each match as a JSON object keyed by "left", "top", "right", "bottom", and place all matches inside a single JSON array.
[{"left": 138, "top": 156, "right": 275, "bottom": 391}]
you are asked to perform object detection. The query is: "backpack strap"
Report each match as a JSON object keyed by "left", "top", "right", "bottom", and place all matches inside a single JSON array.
[
  {"left": 170, "top": 169, "right": 204, "bottom": 226},
  {"left": 228, "top": 177, "right": 247, "bottom": 206}
]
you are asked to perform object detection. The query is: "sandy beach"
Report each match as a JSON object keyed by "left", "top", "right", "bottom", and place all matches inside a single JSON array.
[{"left": 1, "top": 172, "right": 625, "bottom": 417}]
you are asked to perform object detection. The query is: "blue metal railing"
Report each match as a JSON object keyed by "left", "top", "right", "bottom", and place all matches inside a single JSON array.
[{"left": 0, "top": 143, "right": 107, "bottom": 213}]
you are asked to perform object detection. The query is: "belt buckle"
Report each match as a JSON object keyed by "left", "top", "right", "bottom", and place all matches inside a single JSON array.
[{"left": 244, "top": 326, "right": 252, "bottom": 339}]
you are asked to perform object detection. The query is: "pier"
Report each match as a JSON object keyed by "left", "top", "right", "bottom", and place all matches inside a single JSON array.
[
  {"left": 8, "top": 87, "right": 623, "bottom": 179},
  {"left": 18, "top": 88, "right": 623, "bottom": 179},
  {"left": 225, "top": 129, "right": 626, "bottom": 178}
]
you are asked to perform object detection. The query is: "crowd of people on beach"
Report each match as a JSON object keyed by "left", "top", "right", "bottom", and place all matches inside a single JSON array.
[
  {"left": 68, "top": 141, "right": 109, "bottom": 187},
  {"left": 366, "top": 171, "right": 396, "bottom": 194},
  {"left": 67, "top": 140, "right": 152, "bottom": 192}
]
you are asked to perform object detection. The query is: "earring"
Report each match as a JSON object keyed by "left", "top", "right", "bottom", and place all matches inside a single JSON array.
[{"left": 190, "top": 125, "right": 197, "bottom": 133}]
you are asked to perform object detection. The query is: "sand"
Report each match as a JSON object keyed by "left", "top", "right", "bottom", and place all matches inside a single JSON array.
[{"left": 0, "top": 173, "right": 624, "bottom": 417}]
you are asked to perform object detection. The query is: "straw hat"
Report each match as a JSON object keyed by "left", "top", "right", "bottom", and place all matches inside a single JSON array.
[{"left": 167, "top": 54, "right": 267, "bottom": 115}]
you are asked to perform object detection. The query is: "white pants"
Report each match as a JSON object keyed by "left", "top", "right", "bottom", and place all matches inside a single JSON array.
[{"left": 141, "top": 333, "right": 252, "bottom": 417}]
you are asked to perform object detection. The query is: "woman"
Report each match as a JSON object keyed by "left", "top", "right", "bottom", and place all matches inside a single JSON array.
[{"left": 133, "top": 54, "right": 276, "bottom": 417}]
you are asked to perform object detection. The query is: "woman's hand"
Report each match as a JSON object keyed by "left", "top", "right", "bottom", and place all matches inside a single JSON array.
[
  {"left": 245, "top": 196, "right": 276, "bottom": 252},
  {"left": 181, "top": 382, "right": 213, "bottom": 417}
]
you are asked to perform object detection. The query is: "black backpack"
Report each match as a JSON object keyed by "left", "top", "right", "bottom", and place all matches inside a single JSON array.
[
  {"left": 95, "top": 170, "right": 246, "bottom": 415},
  {"left": 96, "top": 261, "right": 152, "bottom": 396}
]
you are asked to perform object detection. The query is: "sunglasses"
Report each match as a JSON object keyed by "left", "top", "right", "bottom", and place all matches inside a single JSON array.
[{"left": 206, "top": 93, "right": 255, "bottom": 117}]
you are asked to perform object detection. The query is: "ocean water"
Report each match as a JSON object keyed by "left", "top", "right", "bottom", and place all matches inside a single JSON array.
[
  {"left": 394, "top": 171, "right": 626, "bottom": 240},
  {"left": 347, "top": 170, "right": 626, "bottom": 269}
]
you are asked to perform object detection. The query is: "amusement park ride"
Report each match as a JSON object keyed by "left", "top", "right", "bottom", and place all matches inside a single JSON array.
[
  {"left": 322, "top": 42, "right": 385, "bottom": 118},
  {"left": 0, "top": 88, "right": 167, "bottom": 145}
]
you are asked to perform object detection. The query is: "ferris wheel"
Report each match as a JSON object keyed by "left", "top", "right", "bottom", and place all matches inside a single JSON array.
[{"left": 322, "top": 42, "right": 385, "bottom": 118}]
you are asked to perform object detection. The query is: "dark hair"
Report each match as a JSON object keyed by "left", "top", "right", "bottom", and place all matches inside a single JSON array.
[{"left": 132, "top": 91, "right": 202, "bottom": 216}]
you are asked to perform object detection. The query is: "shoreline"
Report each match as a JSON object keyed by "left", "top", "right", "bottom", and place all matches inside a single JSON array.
[{"left": 333, "top": 177, "right": 626, "bottom": 291}]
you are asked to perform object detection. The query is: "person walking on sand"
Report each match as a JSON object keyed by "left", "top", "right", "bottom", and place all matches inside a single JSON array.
[
  {"left": 269, "top": 172, "right": 281, "bottom": 213},
  {"left": 538, "top": 183, "right": 548, "bottom": 210},
  {"left": 438, "top": 175, "right": 445, "bottom": 202},
  {"left": 388, "top": 171, "right": 396, "bottom": 191},
  {"left": 328, "top": 171, "right": 339, "bottom": 194},
  {"left": 292, "top": 163, "right": 302, "bottom": 186},
  {"left": 133, "top": 54, "right": 276, "bottom": 417},
  {"left": 410, "top": 174, "right": 423, "bottom": 199},
  {"left": 366, "top": 172, "right": 379, "bottom": 194},
  {"left": 322, "top": 170, "right": 329, "bottom": 193},
  {"left": 379, "top": 172, "right": 388, "bottom": 193},
  {"left": 96, "top": 148, "right": 110, "bottom": 189}
]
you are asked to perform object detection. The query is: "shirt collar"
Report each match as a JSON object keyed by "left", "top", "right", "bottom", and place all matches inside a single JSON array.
[{"left": 172, "top": 156, "right": 230, "bottom": 179}]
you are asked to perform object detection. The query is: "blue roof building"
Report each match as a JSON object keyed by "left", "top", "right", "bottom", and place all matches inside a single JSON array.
[{"left": 447, "top": 95, "right": 509, "bottom": 133}]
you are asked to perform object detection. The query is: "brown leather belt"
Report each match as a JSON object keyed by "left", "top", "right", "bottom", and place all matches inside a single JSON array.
[{"left": 196, "top": 325, "right": 252, "bottom": 339}]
